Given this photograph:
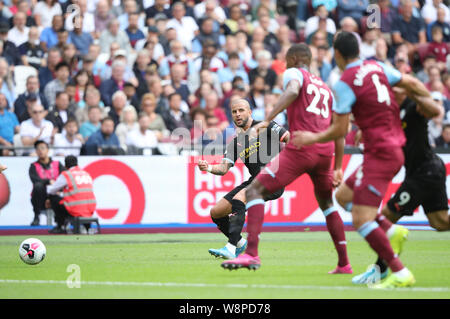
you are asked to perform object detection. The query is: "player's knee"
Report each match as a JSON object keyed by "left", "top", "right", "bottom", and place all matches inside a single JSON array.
[
  {"left": 245, "top": 182, "right": 263, "bottom": 200},
  {"left": 335, "top": 192, "right": 349, "bottom": 210},
  {"left": 210, "top": 206, "right": 221, "bottom": 219}
]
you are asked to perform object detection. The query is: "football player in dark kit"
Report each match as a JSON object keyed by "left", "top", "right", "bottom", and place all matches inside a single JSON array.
[
  {"left": 352, "top": 86, "right": 450, "bottom": 284},
  {"left": 198, "top": 98, "right": 289, "bottom": 259}
]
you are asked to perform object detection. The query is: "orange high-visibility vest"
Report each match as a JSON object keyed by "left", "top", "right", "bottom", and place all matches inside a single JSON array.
[{"left": 61, "top": 166, "right": 96, "bottom": 217}]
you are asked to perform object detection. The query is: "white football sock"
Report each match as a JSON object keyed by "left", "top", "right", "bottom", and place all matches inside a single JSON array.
[
  {"left": 236, "top": 238, "right": 247, "bottom": 248},
  {"left": 393, "top": 267, "right": 410, "bottom": 278},
  {"left": 226, "top": 243, "right": 236, "bottom": 255},
  {"left": 386, "top": 225, "right": 397, "bottom": 238}
]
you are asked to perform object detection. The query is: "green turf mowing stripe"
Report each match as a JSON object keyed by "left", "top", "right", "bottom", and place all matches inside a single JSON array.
[{"left": 1, "top": 279, "right": 449, "bottom": 293}]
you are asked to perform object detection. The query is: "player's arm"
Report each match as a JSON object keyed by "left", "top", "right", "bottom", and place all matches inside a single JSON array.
[
  {"left": 198, "top": 159, "right": 232, "bottom": 176},
  {"left": 395, "top": 73, "right": 431, "bottom": 100},
  {"left": 333, "top": 137, "right": 345, "bottom": 187},
  {"left": 268, "top": 121, "right": 290, "bottom": 143},
  {"left": 409, "top": 93, "right": 443, "bottom": 119}
]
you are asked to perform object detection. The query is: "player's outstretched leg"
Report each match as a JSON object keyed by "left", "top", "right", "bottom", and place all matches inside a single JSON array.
[
  {"left": 353, "top": 205, "right": 415, "bottom": 289},
  {"left": 209, "top": 199, "right": 232, "bottom": 258},
  {"left": 222, "top": 180, "right": 267, "bottom": 270},
  {"left": 209, "top": 199, "right": 247, "bottom": 259}
]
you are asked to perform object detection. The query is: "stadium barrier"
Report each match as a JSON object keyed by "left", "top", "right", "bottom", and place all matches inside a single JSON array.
[{"left": 1, "top": 152, "right": 449, "bottom": 227}]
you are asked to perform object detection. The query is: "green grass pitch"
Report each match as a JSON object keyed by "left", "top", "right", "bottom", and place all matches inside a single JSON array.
[{"left": 0, "top": 231, "right": 449, "bottom": 299}]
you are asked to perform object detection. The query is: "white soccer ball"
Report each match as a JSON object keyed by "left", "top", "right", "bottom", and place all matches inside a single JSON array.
[{"left": 19, "top": 238, "right": 46, "bottom": 265}]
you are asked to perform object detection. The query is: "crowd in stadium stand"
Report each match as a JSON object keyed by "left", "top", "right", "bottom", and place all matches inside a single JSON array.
[{"left": 0, "top": 0, "right": 449, "bottom": 156}]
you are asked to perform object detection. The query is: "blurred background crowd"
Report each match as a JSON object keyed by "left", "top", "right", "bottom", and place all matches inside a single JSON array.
[{"left": 0, "top": 0, "right": 448, "bottom": 157}]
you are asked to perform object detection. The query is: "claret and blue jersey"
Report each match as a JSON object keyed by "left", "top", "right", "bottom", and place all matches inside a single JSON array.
[{"left": 332, "top": 59, "right": 406, "bottom": 151}]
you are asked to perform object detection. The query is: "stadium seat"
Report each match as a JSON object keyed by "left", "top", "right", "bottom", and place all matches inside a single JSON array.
[
  {"left": 13, "top": 66, "right": 37, "bottom": 96},
  {"left": 72, "top": 216, "right": 101, "bottom": 234}
]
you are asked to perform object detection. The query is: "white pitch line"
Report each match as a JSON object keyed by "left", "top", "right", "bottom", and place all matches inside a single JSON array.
[{"left": 1, "top": 279, "right": 449, "bottom": 293}]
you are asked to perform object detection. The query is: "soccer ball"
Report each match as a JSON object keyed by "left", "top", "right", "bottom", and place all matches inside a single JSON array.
[{"left": 19, "top": 238, "right": 46, "bottom": 265}]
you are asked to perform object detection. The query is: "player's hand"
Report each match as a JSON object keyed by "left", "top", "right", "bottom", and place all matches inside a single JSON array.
[
  {"left": 332, "top": 169, "right": 343, "bottom": 188},
  {"left": 354, "top": 129, "right": 362, "bottom": 147},
  {"left": 197, "top": 160, "right": 209, "bottom": 172},
  {"left": 251, "top": 121, "right": 270, "bottom": 137},
  {"left": 291, "top": 131, "right": 317, "bottom": 149}
]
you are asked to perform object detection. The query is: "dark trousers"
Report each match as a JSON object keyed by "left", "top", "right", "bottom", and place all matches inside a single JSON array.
[{"left": 31, "top": 182, "right": 71, "bottom": 227}]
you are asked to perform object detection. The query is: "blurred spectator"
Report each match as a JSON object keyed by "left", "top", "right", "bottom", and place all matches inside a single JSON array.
[
  {"left": 192, "top": 17, "right": 225, "bottom": 54},
  {"left": 19, "top": 26, "right": 45, "bottom": 70},
  {"left": 416, "top": 54, "right": 437, "bottom": 83},
  {"left": 75, "top": 87, "right": 106, "bottom": 124},
  {"left": 33, "top": 0, "right": 62, "bottom": 29},
  {"left": 115, "top": 104, "right": 138, "bottom": 149},
  {"left": 94, "top": 0, "right": 115, "bottom": 38},
  {"left": 44, "top": 61, "right": 70, "bottom": 108},
  {"left": 125, "top": 112, "right": 158, "bottom": 151},
  {"left": 428, "top": 91, "right": 446, "bottom": 146},
  {"left": 426, "top": 25, "right": 449, "bottom": 71},
  {"left": 53, "top": 119, "right": 83, "bottom": 156},
  {"left": 69, "top": 15, "right": 94, "bottom": 56},
  {"left": 0, "top": 21, "right": 20, "bottom": 66},
  {"left": 38, "top": 48, "right": 62, "bottom": 92},
  {"left": 420, "top": 0, "right": 450, "bottom": 25},
  {"left": 0, "top": 92, "right": 18, "bottom": 155},
  {"left": 309, "top": 30, "right": 333, "bottom": 63},
  {"left": 72, "top": 70, "right": 92, "bottom": 104},
  {"left": 225, "top": 4, "right": 249, "bottom": 34},
  {"left": 271, "top": 45, "right": 291, "bottom": 76},
  {"left": 84, "top": 116, "right": 121, "bottom": 155},
  {"left": 204, "top": 90, "right": 229, "bottom": 131},
  {"left": 125, "top": 14, "right": 146, "bottom": 50},
  {"left": 235, "top": 30, "right": 252, "bottom": 62},
  {"left": 314, "top": 45, "right": 333, "bottom": 82},
  {"left": 193, "top": 39, "right": 225, "bottom": 74},
  {"left": 46, "top": 91, "right": 76, "bottom": 133},
  {"left": 0, "top": 57, "right": 14, "bottom": 106},
  {"left": 134, "top": 26, "right": 165, "bottom": 61},
  {"left": 252, "top": 5, "right": 279, "bottom": 34},
  {"left": 162, "top": 92, "right": 192, "bottom": 132},
  {"left": 248, "top": 74, "right": 266, "bottom": 110},
  {"left": 79, "top": 105, "right": 102, "bottom": 141},
  {"left": 378, "top": 0, "right": 397, "bottom": 34},
  {"left": 143, "top": 76, "right": 163, "bottom": 109},
  {"left": 99, "top": 19, "right": 132, "bottom": 55},
  {"left": 169, "top": 63, "right": 193, "bottom": 104},
  {"left": 28, "top": 140, "right": 65, "bottom": 226},
  {"left": 165, "top": 2, "right": 199, "bottom": 51},
  {"left": 337, "top": 0, "right": 368, "bottom": 23},
  {"left": 190, "top": 107, "right": 210, "bottom": 145},
  {"left": 427, "top": 7, "right": 450, "bottom": 42},
  {"left": 160, "top": 27, "right": 178, "bottom": 55},
  {"left": 145, "top": 0, "right": 172, "bottom": 26},
  {"left": 99, "top": 59, "right": 126, "bottom": 107},
  {"left": 217, "top": 52, "right": 249, "bottom": 94},
  {"left": 194, "top": 0, "right": 226, "bottom": 26},
  {"left": 0, "top": 1, "right": 12, "bottom": 25},
  {"left": 216, "top": 35, "right": 239, "bottom": 64},
  {"left": 39, "top": 14, "right": 66, "bottom": 52},
  {"left": 360, "top": 28, "right": 379, "bottom": 60},
  {"left": 64, "top": 0, "right": 96, "bottom": 34},
  {"left": 394, "top": 47, "right": 412, "bottom": 73},
  {"left": 367, "top": 37, "right": 393, "bottom": 66},
  {"left": 140, "top": 93, "right": 168, "bottom": 141},
  {"left": 19, "top": 103, "right": 54, "bottom": 147},
  {"left": 108, "top": 90, "right": 128, "bottom": 127},
  {"left": 133, "top": 49, "right": 153, "bottom": 98},
  {"left": 119, "top": 0, "right": 145, "bottom": 31},
  {"left": 7, "top": 11, "right": 28, "bottom": 47},
  {"left": 243, "top": 41, "right": 264, "bottom": 72},
  {"left": 312, "top": 0, "right": 338, "bottom": 12},
  {"left": 17, "top": 92, "right": 38, "bottom": 122},
  {"left": 101, "top": 48, "right": 137, "bottom": 82},
  {"left": 305, "top": 4, "right": 336, "bottom": 40},
  {"left": 392, "top": 0, "right": 427, "bottom": 60},
  {"left": 249, "top": 50, "right": 277, "bottom": 91},
  {"left": 124, "top": 82, "right": 140, "bottom": 111},
  {"left": 14, "top": 76, "right": 49, "bottom": 120},
  {"left": 252, "top": 90, "right": 287, "bottom": 126},
  {"left": 192, "top": 81, "right": 215, "bottom": 109},
  {"left": 435, "top": 123, "right": 450, "bottom": 148},
  {"left": 159, "top": 40, "right": 194, "bottom": 79}
]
